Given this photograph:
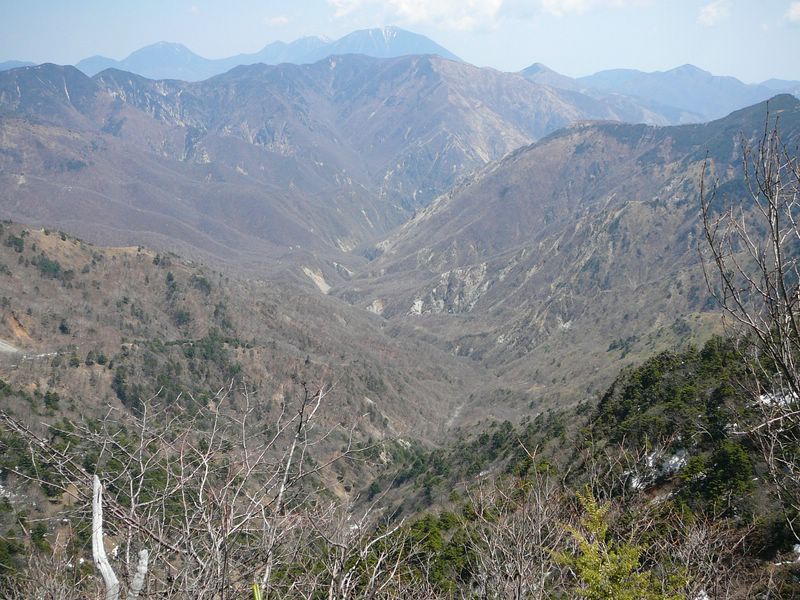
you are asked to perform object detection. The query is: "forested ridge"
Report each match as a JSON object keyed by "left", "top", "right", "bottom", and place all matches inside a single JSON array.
[{"left": 1, "top": 333, "right": 799, "bottom": 598}]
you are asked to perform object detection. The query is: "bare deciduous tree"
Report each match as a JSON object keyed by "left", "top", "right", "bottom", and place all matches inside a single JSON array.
[
  {"left": 0, "top": 378, "right": 369, "bottom": 598},
  {"left": 700, "top": 115, "right": 800, "bottom": 539},
  {"left": 465, "top": 448, "right": 568, "bottom": 600}
]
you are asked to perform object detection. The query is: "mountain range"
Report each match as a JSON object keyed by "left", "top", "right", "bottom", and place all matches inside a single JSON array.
[
  {"left": 4, "top": 17, "right": 800, "bottom": 596},
  {"left": 0, "top": 55, "right": 704, "bottom": 285},
  {"left": 1, "top": 43, "right": 798, "bottom": 417},
  {"left": 522, "top": 62, "right": 800, "bottom": 121},
  {"left": 1, "top": 26, "right": 797, "bottom": 125},
  {"left": 73, "top": 27, "right": 461, "bottom": 81}
]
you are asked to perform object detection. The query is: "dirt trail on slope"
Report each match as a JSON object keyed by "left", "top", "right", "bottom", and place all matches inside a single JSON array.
[{"left": 0, "top": 339, "right": 20, "bottom": 353}]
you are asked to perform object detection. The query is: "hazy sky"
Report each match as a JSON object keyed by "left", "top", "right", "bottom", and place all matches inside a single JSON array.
[{"left": 1, "top": 0, "right": 799, "bottom": 82}]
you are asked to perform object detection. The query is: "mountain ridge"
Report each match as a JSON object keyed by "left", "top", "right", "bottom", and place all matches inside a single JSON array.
[
  {"left": 520, "top": 62, "right": 800, "bottom": 122},
  {"left": 335, "top": 94, "right": 800, "bottom": 416},
  {"left": 70, "top": 27, "right": 460, "bottom": 81},
  {"left": 0, "top": 55, "right": 701, "bottom": 286}
]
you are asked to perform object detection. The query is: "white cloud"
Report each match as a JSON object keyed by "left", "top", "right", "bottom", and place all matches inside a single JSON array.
[
  {"left": 697, "top": 0, "right": 730, "bottom": 27},
  {"left": 537, "top": 0, "right": 640, "bottom": 17},
  {"left": 787, "top": 1, "right": 800, "bottom": 22},
  {"left": 328, "top": 0, "right": 502, "bottom": 30},
  {"left": 267, "top": 15, "right": 290, "bottom": 26},
  {"left": 327, "top": 0, "right": 643, "bottom": 30}
]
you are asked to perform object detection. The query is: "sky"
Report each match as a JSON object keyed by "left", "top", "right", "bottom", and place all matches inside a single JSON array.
[{"left": 1, "top": 0, "right": 799, "bottom": 82}]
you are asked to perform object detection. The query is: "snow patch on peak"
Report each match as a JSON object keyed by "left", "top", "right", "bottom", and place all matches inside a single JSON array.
[{"left": 382, "top": 26, "right": 399, "bottom": 42}]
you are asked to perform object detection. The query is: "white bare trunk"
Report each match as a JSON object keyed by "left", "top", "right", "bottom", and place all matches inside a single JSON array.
[
  {"left": 128, "top": 549, "right": 149, "bottom": 600},
  {"left": 93, "top": 475, "right": 120, "bottom": 600}
]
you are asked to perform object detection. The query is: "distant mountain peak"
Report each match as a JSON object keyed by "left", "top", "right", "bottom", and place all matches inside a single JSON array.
[
  {"left": 296, "top": 26, "right": 461, "bottom": 63},
  {"left": 0, "top": 60, "right": 36, "bottom": 73},
  {"left": 580, "top": 64, "right": 779, "bottom": 120},
  {"left": 522, "top": 63, "right": 553, "bottom": 74},
  {"left": 519, "top": 62, "right": 582, "bottom": 92},
  {"left": 666, "top": 64, "right": 713, "bottom": 79},
  {"left": 128, "top": 41, "right": 197, "bottom": 57},
  {"left": 72, "top": 27, "right": 459, "bottom": 80},
  {"left": 672, "top": 63, "right": 706, "bottom": 74}
]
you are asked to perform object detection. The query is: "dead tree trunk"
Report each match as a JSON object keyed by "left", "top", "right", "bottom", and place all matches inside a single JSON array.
[{"left": 93, "top": 475, "right": 149, "bottom": 600}]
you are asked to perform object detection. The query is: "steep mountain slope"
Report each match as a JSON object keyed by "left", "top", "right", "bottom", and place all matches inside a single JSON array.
[
  {"left": 0, "top": 222, "right": 479, "bottom": 442},
  {"left": 0, "top": 57, "right": 679, "bottom": 282},
  {"left": 73, "top": 27, "right": 459, "bottom": 81},
  {"left": 338, "top": 95, "right": 800, "bottom": 417}
]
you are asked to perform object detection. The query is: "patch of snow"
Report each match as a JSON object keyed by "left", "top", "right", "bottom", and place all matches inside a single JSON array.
[
  {"left": 382, "top": 26, "right": 398, "bottom": 42},
  {"left": 630, "top": 474, "right": 645, "bottom": 490},
  {"left": 661, "top": 451, "right": 687, "bottom": 476},
  {"left": 361, "top": 209, "right": 374, "bottom": 228},
  {"left": 759, "top": 392, "right": 797, "bottom": 406},
  {"left": 409, "top": 299, "right": 424, "bottom": 315},
  {"left": 626, "top": 448, "right": 687, "bottom": 491},
  {"left": 22, "top": 351, "right": 58, "bottom": 360},
  {"left": 0, "top": 479, "right": 18, "bottom": 501}
]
